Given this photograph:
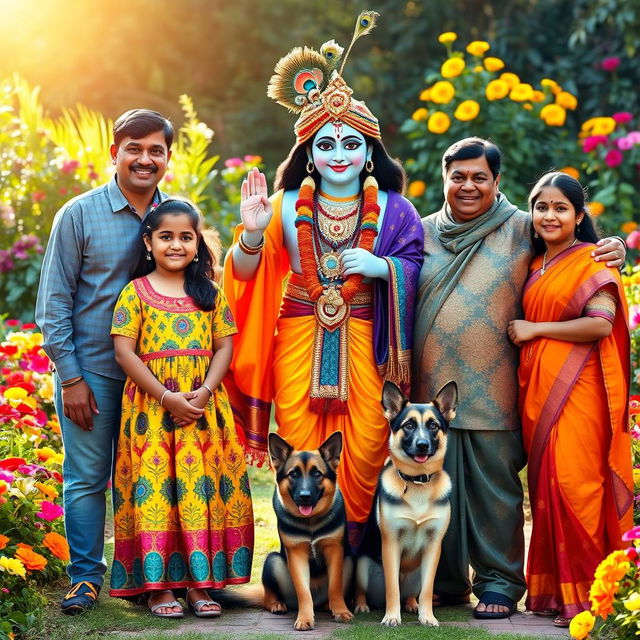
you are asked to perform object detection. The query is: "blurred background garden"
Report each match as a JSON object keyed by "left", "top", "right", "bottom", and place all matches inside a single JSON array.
[{"left": 0, "top": 0, "right": 639, "bottom": 637}]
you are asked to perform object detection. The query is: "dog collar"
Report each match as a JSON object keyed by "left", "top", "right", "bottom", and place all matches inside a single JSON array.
[{"left": 397, "top": 469, "right": 434, "bottom": 485}]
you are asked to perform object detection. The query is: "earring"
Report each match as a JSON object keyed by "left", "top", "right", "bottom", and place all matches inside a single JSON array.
[
  {"left": 193, "top": 254, "right": 199, "bottom": 262},
  {"left": 534, "top": 231, "right": 539, "bottom": 239},
  {"left": 146, "top": 251, "right": 152, "bottom": 261},
  {"left": 306, "top": 161, "right": 315, "bottom": 174},
  {"left": 366, "top": 159, "right": 374, "bottom": 173}
]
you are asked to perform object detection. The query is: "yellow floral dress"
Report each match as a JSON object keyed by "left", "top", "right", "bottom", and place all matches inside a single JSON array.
[{"left": 109, "top": 276, "right": 253, "bottom": 598}]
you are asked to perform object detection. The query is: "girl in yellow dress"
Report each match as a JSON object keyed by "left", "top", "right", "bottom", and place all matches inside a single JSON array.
[{"left": 109, "top": 198, "right": 253, "bottom": 618}]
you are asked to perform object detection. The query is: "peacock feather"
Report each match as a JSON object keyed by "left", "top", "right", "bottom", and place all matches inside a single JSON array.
[
  {"left": 338, "top": 10, "right": 380, "bottom": 76},
  {"left": 320, "top": 39, "right": 344, "bottom": 69},
  {"left": 267, "top": 46, "right": 334, "bottom": 113}
]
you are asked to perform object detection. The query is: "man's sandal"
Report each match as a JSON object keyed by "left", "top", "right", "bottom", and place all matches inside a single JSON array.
[
  {"left": 473, "top": 591, "right": 517, "bottom": 619},
  {"left": 187, "top": 589, "right": 221, "bottom": 618},
  {"left": 148, "top": 590, "right": 184, "bottom": 618},
  {"left": 60, "top": 581, "right": 100, "bottom": 615}
]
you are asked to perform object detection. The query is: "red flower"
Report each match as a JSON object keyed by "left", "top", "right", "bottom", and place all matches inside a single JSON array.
[
  {"left": 0, "top": 404, "right": 20, "bottom": 423},
  {"left": 0, "top": 457, "right": 27, "bottom": 471},
  {"left": 61, "top": 160, "right": 79, "bottom": 174},
  {"left": 605, "top": 148, "right": 624, "bottom": 167},
  {"left": 21, "top": 323, "right": 36, "bottom": 330},
  {"left": 31, "top": 190, "right": 46, "bottom": 203},
  {"left": 5, "top": 319, "right": 20, "bottom": 327},
  {"left": 601, "top": 56, "right": 621, "bottom": 71},
  {"left": 613, "top": 112, "right": 633, "bottom": 124}
]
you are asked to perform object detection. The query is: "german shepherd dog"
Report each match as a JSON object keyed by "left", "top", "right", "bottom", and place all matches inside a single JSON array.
[
  {"left": 264, "top": 431, "right": 353, "bottom": 631},
  {"left": 355, "top": 380, "right": 458, "bottom": 627}
]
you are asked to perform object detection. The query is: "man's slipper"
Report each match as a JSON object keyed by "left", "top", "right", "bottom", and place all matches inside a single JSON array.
[
  {"left": 473, "top": 591, "right": 517, "bottom": 619},
  {"left": 434, "top": 592, "right": 471, "bottom": 607},
  {"left": 60, "top": 581, "right": 100, "bottom": 615}
]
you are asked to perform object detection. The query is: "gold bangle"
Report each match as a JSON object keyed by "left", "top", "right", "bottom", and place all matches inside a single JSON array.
[
  {"left": 238, "top": 233, "right": 264, "bottom": 255},
  {"left": 61, "top": 376, "right": 83, "bottom": 388}
]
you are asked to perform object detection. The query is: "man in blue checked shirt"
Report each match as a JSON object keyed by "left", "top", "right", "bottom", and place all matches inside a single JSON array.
[{"left": 35, "top": 109, "right": 172, "bottom": 614}]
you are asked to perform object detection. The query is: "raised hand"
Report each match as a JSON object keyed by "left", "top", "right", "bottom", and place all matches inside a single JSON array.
[
  {"left": 240, "top": 167, "right": 272, "bottom": 235},
  {"left": 341, "top": 248, "right": 389, "bottom": 279}
]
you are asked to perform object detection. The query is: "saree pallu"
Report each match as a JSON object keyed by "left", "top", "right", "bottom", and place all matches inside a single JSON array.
[{"left": 518, "top": 243, "right": 632, "bottom": 618}]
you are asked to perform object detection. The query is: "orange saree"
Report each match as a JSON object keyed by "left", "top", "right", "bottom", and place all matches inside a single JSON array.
[{"left": 518, "top": 243, "right": 633, "bottom": 618}]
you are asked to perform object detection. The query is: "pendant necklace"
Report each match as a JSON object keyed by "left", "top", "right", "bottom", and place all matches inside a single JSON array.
[{"left": 540, "top": 238, "right": 578, "bottom": 275}]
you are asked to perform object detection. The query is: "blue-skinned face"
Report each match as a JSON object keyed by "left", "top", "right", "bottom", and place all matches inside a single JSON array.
[{"left": 310, "top": 121, "right": 370, "bottom": 197}]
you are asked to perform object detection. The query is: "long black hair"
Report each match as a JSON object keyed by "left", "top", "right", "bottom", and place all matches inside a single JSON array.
[
  {"left": 528, "top": 171, "right": 600, "bottom": 255},
  {"left": 134, "top": 198, "right": 217, "bottom": 310},
  {"left": 274, "top": 135, "right": 406, "bottom": 194}
]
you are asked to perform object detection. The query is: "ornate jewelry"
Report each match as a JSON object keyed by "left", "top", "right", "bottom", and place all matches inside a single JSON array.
[
  {"left": 540, "top": 238, "right": 578, "bottom": 275},
  {"left": 316, "top": 192, "right": 361, "bottom": 246},
  {"left": 238, "top": 233, "right": 264, "bottom": 255},
  {"left": 366, "top": 159, "right": 374, "bottom": 173},
  {"left": 306, "top": 160, "right": 315, "bottom": 174}
]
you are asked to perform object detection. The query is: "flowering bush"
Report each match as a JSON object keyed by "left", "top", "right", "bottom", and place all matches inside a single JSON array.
[
  {"left": 0, "top": 320, "right": 67, "bottom": 639},
  {"left": 402, "top": 32, "right": 582, "bottom": 214},
  {"left": 626, "top": 267, "right": 640, "bottom": 395}
]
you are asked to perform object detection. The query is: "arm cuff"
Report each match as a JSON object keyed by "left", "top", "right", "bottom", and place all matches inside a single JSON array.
[{"left": 53, "top": 355, "right": 82, "bottom": 382}]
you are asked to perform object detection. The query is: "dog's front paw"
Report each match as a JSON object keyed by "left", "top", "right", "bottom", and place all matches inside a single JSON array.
[
  {"left": 419, "top": 613, "right": 439, "bottom": 627},
  {"left": 404, "top": 596, "right": 419, "bottom": 613},
  {"left": 293, "top": 614, "right": 315, "bottom": 630},
  {"left": 381, "top": 611, "right": 402, "bottom": 627},
  {"left": 269, "top": 601, "right": 287, "bottom": 614},
  {"left": 332, "top": 607, "right": 353, "bottom": 623},
  {"left": 354, "top": 601, "right": 370, "bottom": 614}
]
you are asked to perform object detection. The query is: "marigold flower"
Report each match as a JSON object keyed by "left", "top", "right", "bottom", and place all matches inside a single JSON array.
[
  {"left": 34, "top": 481, "right": 59, "bottom": 500},
  {"left": 466, "top": 41, "right": 490, "bottom": 56},
  {"left": 569, "top": 610, "right": 595, "bottom": 639},
  {"left": 427, "top": 111, "right": 451, "bottom": 135},
  {"left": 419, "top": 88, "right": 431, "bottom": 101},
  {"left": 441, "top": 57, "right": 465, "bottom": 78},
  {"left": 523, "top": 104, "right": 533, "bottom": 111},
  {"left": 556, "top": 91, "right": 578, "bottom": 110},
  {"left": 540, "top": 104, "right": 566, "bottom": 127},
  {"left": 15, "top": 547, "right": 47, "bottom": 571},
  {"left": 595, "top": 550, "right": 630, "bottom": 583},
  {"left": 474, "top": 65, "right": 483, "bottom": 72},
  {"left": 483, "top": 57, "right": 505, "bottom": 72},
  {"left": 591, "top": 117, "right": 616, "bottom": 136},
  {"left": 622, "top": 222, "right": 638, "bottom": 235},
  {"left": 430, "top": 81, "right": 455, "bottom": 104},
  {"left": 588, "top": 202, "right": 605, "bottom": 217},
  {"left": 559, "top": 167, "right": 580, "bottom": 179},
  {"left": 412, "top": 108, "right": 429, "bottom": 122},
  {"left": 510, "top": 83, "right": 534, "bottom": 102},
  {"left": 589, "top": 577, "right": 616, "bottom": 618},
  {"left": 438, "top": 32, "right": 457, "bottom": 44},
  {"left": 531, "top": 90, "right": 545, "bottom": 103},
  {"left": 605, "top": 148, "right": 623, "bottom": 168},
  {"left": 454, "top": 100, "right": 480, "bottom": 121},
  {"left": 0, "top": 535, "right": 9, "bottom": 550},
  {"left": 43, "top": 532, "right": 70, "bottom": 562},
  {"left": 407, "top": 181, "right": 426, "bottom": 198},
  {"left": 581, "top": 117, "right": 598, "bottom": 132},
  {"left": 541, "top": 78, "right": 561, "bottom": 94},
  {"left": 500, "top": 72, "right": 520, "bottom": 89},
  {"left": 0, "top": 556, "right": 26, "bottom": 578},
  {"left": 485, "top": 79, "right": 510, "bottom": 101}
]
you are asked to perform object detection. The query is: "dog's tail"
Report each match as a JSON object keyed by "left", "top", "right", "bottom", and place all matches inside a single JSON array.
[{"left": 208, "top": 583, "right": 264, "bottom": 608}]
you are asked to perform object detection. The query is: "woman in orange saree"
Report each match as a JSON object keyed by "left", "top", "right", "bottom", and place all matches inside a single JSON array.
[{"left": 508, "top": 172, "right": 633, "bottom": 627}]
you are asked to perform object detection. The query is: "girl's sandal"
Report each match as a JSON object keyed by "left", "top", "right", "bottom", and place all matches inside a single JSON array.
[
  {"left": 534, "top": 609, "right": 559, "bottom": 617},
  {"left": 187, "top": 589, "right": 222, "bottom": 618},
  {"left": 148, "top": 590, "right": 184, "bottom": 618},
  {"left": 553, "top": 615, "right": 571, "bottom": 627}
]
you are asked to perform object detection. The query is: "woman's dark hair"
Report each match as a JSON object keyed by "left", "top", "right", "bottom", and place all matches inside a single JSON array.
[
  {"left": 442, "top": 137, "right": 502, "bottom": 179},
  {"left": 274, "top": 135, "right": 406, "bottom": 194},
  {"left": 528, "top": 171, "right": 600, "bottom": 255},
  {"left": 134, "top": 198, "right": 217, "bottom": 310},
  {"left": 113, "top": 109, "right": 174, "bottom": 149}
]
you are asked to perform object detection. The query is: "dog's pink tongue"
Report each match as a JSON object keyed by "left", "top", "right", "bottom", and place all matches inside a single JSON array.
[
  {"left": 414, "top": 454, "right": 429, "bottom": 463},
  {"left": 299, "top": 505, "right": 313, "bottom": 516}
]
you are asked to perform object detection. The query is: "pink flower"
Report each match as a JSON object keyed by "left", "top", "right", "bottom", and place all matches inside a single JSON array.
[
  {"left": 88, "top": 171, "right": 99, "bottom": 180},
  {"left": 631, "top": 305, "right": 640, "bottom": 332},
  {"left": 31, "top": 190, "right": 46, "bottom": 203},
  {"left": 582, "top": 135, "right": 608, "bottom": 152},
  {"left": 618, "top": 136, "right": 635, "bottom": 151},
  {"left": 628, "top": 230, "right": 640, "bottom": 250},
  {"left": 623, "top": 526, "right": 640, "bottom": 541},
  {"left": 164, "top": 172, "right": 174, "bottom": 183},
  {"left": 613, "top": 112, "right": 633, "bottom": 124},
  {"left": 605, "top": 148, "right": 624, "bottom": 167},
  {"left": 35, "top": 500, "right": 64, "bottom": 521},
  {"left": 601, "top": 56, "right": 621, "bottom": 71},
  {"left": 243, "top": 155, "right": 262, "bottom": 163},
  {"left": 26, "top": 354, "right": 50, "bottom": 374},
  {"left": 627, "top": 131, "right": 640, "bottom": 144},
  {"left": 61, "top": 160, "right": 79, "bottom": 174},
  {"left": 224, "top": 157, "right": 243, "bottom": 168},
  {"left": 0, "top": 469, "right": 14, "bottom": 483}
]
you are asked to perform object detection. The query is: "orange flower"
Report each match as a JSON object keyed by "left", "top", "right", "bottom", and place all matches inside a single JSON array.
[
  {"left": 622, "top": 222, "right": 638, "bottom": 234},
  {"left": 510, "top": 83, "right": 534, "bottom": 102},
  {"left": 500, "top": 72, "right": 520, "bottom": 89},
  {"left": 483, "top": 57, "right": 505, "bottom": 72},
  {"left": 419, "top": 88, "right": 431, "bottom": 101},
  {"left": 43, "top": 532, "right": 70, "bottom": 562},
  {"left": 427, "top": 111, "right": 451, "bottom": 134},
  {"left": 454, "top": 100, "right": 480, "bottom": 121},
  {"left": 412, "top": 107, "right": 429, "bottom": 122},
  {"left": 466, "top": 41, "right": 490, "bottom": 56},
  {"left": 559, "top": 166, "right": 580, "bottom": 179},
  {"left": 430, "top": 81, "right": 455, "bottom": 104},
  {"left": 407, "top": 180, "right": 426, "bottom": 198},
  {"left": 589, "top": 577, "right": 616, "bottom": 618},
  {"left": 15, "top": 547, "right": 48, "bottom": 571},
  {"left": 588, "top": 201, "right": 605, "bottom": 217},
  {"left": 541, "top": 78, "right": 561, "bottom": 94},
  {"left": 0, "top": 534, "right": 9, "bottom": 550},
  {"left": 35, "top": 481, "right": 59, "bottom": 500},
  {"left": 441, "top": 57, "right": 465, "bottom": 78},
  {"left": 485, "top": 79, "right": 510, "bottom": 101},
  {"left": 16, "top": 543, "right": 33, "bottom": 551},
  {"left": 540, "top": 104, "right": 567, "bottom": 127},
  {"left": 531, "top": 90, "right": 545, "bottom": 103},
  {"left": 556, "top": 91, "right": 578, "bottom": 110},
  {"left": 595, "top": 550, "right": 630, "bottom": 583}
]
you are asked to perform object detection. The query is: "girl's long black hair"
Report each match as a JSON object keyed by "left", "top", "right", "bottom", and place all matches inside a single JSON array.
[
  {"left": 274, "top": 135, "right": 406, "bottom": 194},
  {"left": 134, "top": 198, "right": 217, "bottom": 311},
  {"left": 528, "top": 171, "right": 600, "bottom": 256}
]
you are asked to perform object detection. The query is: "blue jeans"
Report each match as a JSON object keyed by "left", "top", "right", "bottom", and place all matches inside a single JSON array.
[{"left": 54, "top": 369, "right": 124, "bottom": 587}]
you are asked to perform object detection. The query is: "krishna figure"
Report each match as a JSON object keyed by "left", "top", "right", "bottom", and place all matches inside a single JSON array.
[{"left": 223, "top": 12, "right": 424, "bottom": 547}]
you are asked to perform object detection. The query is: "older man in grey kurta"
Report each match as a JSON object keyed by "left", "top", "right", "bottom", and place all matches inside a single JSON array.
[{"left": 412, "top": 137, "right": 625, "bottom": 618}]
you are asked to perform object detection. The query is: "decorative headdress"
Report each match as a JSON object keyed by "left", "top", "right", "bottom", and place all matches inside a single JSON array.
[{"left": 267, "top": 11, "right": 381, "bottom": 144}]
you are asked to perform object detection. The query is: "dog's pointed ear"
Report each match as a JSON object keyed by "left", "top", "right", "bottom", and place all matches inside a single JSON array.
[
  {"left": 318, "top": 431, "right": 343, "bottom": 471},
  {"left": 268, "top": 432, "right": 294, "bottom": 472},
  {"left": 433, "top": 381, "right": 458, "bottom": 423},
  {"left": 381, "top": 381, "right": 407, "bottom": 420}
]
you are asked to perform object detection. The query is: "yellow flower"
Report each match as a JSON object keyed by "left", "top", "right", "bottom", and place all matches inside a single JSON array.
[
  {"left": 419, "top": 88, "right": 431, "bottom": 101},
  {"left": 3, "top": 387, "right": 27, "bottom": 404},
  {"left": 484, "top": 57, "right": 505, "bottom": 72},
  {"left": 466, "top": 41, "right": 490, "bottom": 56},
  {"left": 0, "top": 555, "right": 26, "bottom": 578},
  {"left": 34, "top": 481, "right": 59, "bottom": 500},
  {"left": 438, "top": 32, "right": 457, "bottom": 44},
  {"left": 591, "top": 117, "right": 616, "bottom": 136},
  {"left": 441, "top": 57, "right": 465, "bottom": 78},
  {"left": 556, "top": 91, "right": 578, "bottom": 110},
  {"left": 540, "top": 104, "right": 567, "bottom": 127},
  {"left": 412, "top": 107, "right": 429, "bottom": 122},
  {"left": 588, "top": 202, "right": 605, "bottom": 217},
  {"left": 500, "top": 72, "right": 520, "bottom": 89},
  {"left": 474, "top": 65, "right": 483, "bottom": 72},
  {"left": 407, "top": 181, "right": 426, "bottom": 198},
  {"left": 522, "top": 103, "right": 533, "bottom": 111},
  {"left": 430, "top": 81, "right": 455, "bottom": 104},
  {"left": 595, "top": 550, "right": 630, "bottom": 583},
  {"left": 559, "top": 167, "right": 580, "bottom": 180},
  {"left": 35, "top": 446, "right": 57, "bottom": 462},
  {"left": 581, "top": 117, "right": 598, "bottom": 132},
  {"left": 622, "top": 222, "right": 638, "bottom": 234},
  {"left": 569, "top": 610, "right": 595, "bottom": 640},
  {"left": 624, "top": 592, "right": 640, "bottom": 611},
  {"left": 510, "top": 83, "right": 534, "bottom": 102},
  {"left": 531, "top": 90, "right": 545, "bottom": 103},
  {"left": 427, "top": 111, "right": 451, "bottom": 135},
  {"left": 485, "top": 79, "right": 510, "bottom": 101},
  {"left": 541, "top": 78, "right": 561, "bottom": 94},
  {"left": 454, "top": 100, "right": 480, "bottom": 121}
]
